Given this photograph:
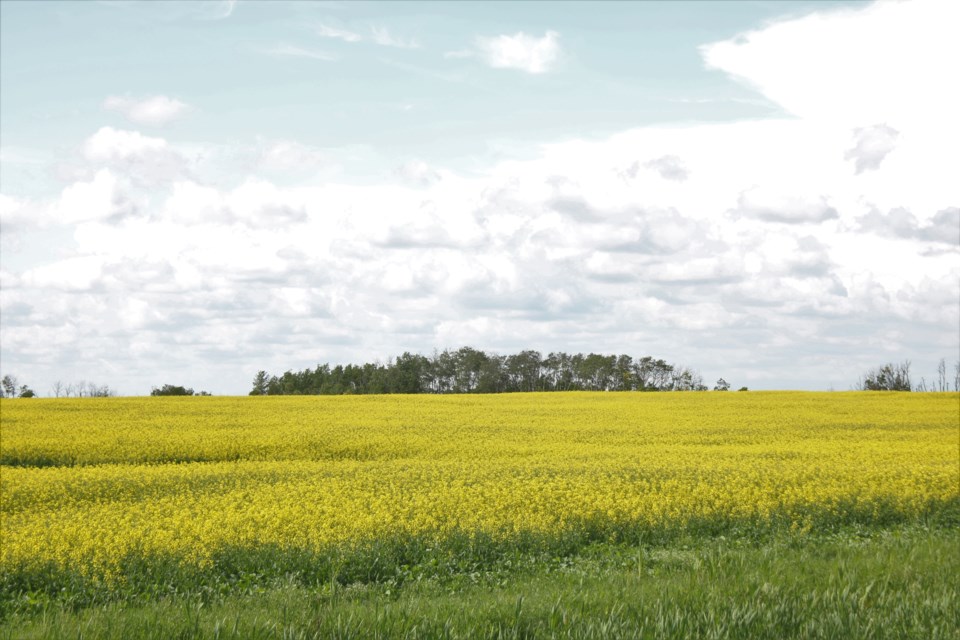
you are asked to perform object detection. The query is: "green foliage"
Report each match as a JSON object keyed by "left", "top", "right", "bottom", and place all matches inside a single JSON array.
[
  {"left": 4, "top": 524, "right": 958, "bottom": 639},
  {"left": 3, "top": 494, "right": 957, "bottom": 622},
  {"left": 150, "top": 384, "right": 195, "bottom": 397},
  {"left": 249, "top": 348, "right": 714, "bottom": 396},
  {"left": 858, "top": 361, "right": 913, "bottom": 391},
  {"left": 249, "top": 371, "right": 270, "bottom": 396},
  {"left": 0, "top": 376, "right": 35, "bottom": 398},
  {"left": 1, "top": 375, "right": 18, "bottom": 398}
]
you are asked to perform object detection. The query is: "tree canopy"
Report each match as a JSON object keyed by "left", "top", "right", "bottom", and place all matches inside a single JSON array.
[
  {"left": 250, "top": 347, "right": 711, "bottom": 396},
  {"left": 856, "top": 361, "right": 913, "bottom": 391},
  {"left": 151, "top": 384, "right": 196, "bottom": 397}
]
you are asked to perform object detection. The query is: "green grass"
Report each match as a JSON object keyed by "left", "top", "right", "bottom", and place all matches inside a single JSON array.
[{"left": 3, "top": 524, "right": 957, "bottom": 639}]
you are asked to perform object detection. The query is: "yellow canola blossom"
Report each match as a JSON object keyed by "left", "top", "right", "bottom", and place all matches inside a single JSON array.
[{"left": 1, "top": 392, "right": 957, "bottom": 580}]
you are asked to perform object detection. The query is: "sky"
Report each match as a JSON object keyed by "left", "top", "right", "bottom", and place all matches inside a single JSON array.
[{"left": 1, "top": 0, "right": 958, "bottom": 396}]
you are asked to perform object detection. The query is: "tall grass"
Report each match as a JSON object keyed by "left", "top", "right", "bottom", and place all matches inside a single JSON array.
[{"left": 4, "top": 525, "right": 958, "bottom": 639}]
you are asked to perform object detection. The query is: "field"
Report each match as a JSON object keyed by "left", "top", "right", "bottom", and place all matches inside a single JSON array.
[{"left": 1, "top": 392, "right": 958, "bottom": 638}]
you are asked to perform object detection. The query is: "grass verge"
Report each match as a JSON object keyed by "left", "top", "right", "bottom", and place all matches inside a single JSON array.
[{"left": 3, "top": 524, "right": 957, "bottom": 639}]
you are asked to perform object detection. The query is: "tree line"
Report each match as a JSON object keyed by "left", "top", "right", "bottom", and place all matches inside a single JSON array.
[
  {"left": 855, "top": 359, "right": 959, "bottom": 392},
  {"left": 0, "top": 376, "right": 113, "bottom": 399},
  {"left": 2, "top": 355, "right": 955, "bottom": 399},
  {"left": 150, "top": 384, "right": 212, "bottom": 396},
  {"left": 1, "top": 375, "right": 35, "bottom": 398},
  {"left": 249, "top": 347, "right": 722, "bottom": 396}
]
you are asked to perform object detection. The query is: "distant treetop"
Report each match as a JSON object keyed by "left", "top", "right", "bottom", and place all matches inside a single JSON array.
[
  {"left": 250, "top": 347, "right": 713, "bottom": 396},
  {"left": 151, "top": 384, "right": 195, "bottom": 397}
]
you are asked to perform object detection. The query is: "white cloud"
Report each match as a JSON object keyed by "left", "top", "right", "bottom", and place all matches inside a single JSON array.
[
  {"left": 83, "top": 126, "right": 168, "bottom": 162},
  {"left": 700, "top": 0, "right": 960, "bottom": 130},
  {"left": 257, "top": 140, "right": 328, "bottom": 171},
  {"left": 0, "top": 193, "right": 39, "bottom": 234},
  {"left": 214, "top": 0, "right": 237, "bottom": 19},
  {"left": 857, "top": 206, "right": 960, "bottom": 246},
  {"left": 226, "top": 180, "right": 308, "bottom": 228},
  {"left": 55, "top": 169, "right": 137, "bottom": 224},
  {"left": 314, "top": 22, "right": 419, "bottom": 49},
  {"left": 733, "top": 188, "right": 839, "bottom": 224},
  {"left": 475, "top": 30, "right": 561, "bottom": 74},
  {"left": 103, "top": 95, "right": 191, "bottom": 126},
  {"left": 81, "top": 126, "right": 187, "bottom": 186},
  {"left": 315, "top": 23, "right": 362, "bottom": 43},
  {"left": 370, "top": 26, "right": 420, "bottom": 49},
  {"left": 160, "top": 179, "right": 307, "bottom": 228},
  {"left": 262, "top": 44, "right": 338, "bottom": 61},
  {"left": 162, "top": 181, "right": 226, "bottom": 225},
  {"left": 644, "top": 155, "right": 689, "bottom": 182},
  {"left": 22, "top": 255, "right": 107, "bottom": 292},
  {"left": 3, "top": 0, "right": 959, "bottom": 395},
  {"left": 394, "top": 160, "right": 440, "bottom": 187},
  {"left": 845, "top": 123, "right": 899, "bottom": 174}
]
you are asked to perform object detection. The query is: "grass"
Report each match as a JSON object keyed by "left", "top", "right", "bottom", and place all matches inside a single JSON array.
[{"left": 3, "top": 524, "right": 957, "bottom": 639}]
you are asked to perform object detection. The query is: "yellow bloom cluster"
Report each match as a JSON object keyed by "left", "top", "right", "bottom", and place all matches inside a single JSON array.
[{"left": 1, "top": 392, "right": 957, "bottom": 580}]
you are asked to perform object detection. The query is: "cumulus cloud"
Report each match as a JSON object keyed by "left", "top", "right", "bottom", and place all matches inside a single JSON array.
[
  {"left": 22, "top": 255, "right": 108, "bottom": 292},
  {"left": 777, "top": 235, "right": 834, "bottom": 279},
  {"left": 81, "top": 126, "right": 188, "bottom": 186},
  {"left": 378, "top": 224, "right": 456, "bottom": 250},
  {"left": 599, "top": 209, "right": 702, "bottom": 255},
  {"left": 474, "top": 30, "right": 561, "bottom": 74},
  {"left": 394, "top": 160, "right": 441, "bottom": 187},
  {"left": 161, "top": 181, "right": 225, "bottom": 225},
  {"left": 227, "top": 180, "right": 308, "bottom": 228},
  {"left": 845, "top": 124, "right": 899, "bottom": 173},
  {"left": 56, "top": 169, "right": 138, "bottom": 225},
  {"left": 83, "top": 127, "right": 167, "bottom": 161},
  {"left": 644, "top": 155, "right": 689, "bottom": 182},
  {"left": 3, "top": 0, "right": 958, "bottom": 395},
  {"left": 103, "top": 95, "right": 191, "bottom": 126},
  {"left": 733, "top": 188, "right": 839, "bottom": 224},
  {"left": 256, "top": 140, "right": 328, "bottom": 171},
  {"left": 161, "top": 179, "right": 307, "bottom": 228},
  {"left": 0, "top": 194, "right": 47, "bottom": 238},
  {"left": 700, "top": 0, "right": 960, "bottom": 129},
  {"left": 857, "top": 206, "right": 960, "bottom": 246}
]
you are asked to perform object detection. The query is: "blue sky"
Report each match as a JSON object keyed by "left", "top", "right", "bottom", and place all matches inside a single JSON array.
[
  {"left": 1, "top": 0, "right": 958, "bottom": 395},
  {"left": 2, "top": 0, "right": 848, "bottom": 188}
]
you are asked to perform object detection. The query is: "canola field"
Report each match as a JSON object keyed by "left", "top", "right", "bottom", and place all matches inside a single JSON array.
[{"left": 1, "top": 392, "right": 958, "bottom": 608}]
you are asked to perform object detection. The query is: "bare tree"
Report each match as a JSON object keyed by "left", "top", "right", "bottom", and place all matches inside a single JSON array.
[
  {"left": 937, "top": 358, "right": 948, "bottom": 392},
  {"left": 54, "top": 380, "right": 114, "bottom": 398},
  {"left": 91, "top": 384, "right": 114, "bottom": 397}
]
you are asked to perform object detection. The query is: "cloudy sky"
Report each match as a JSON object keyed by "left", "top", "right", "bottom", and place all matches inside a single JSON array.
[{"left": 1, "top": 0, "right": 958, "bottom": 396}]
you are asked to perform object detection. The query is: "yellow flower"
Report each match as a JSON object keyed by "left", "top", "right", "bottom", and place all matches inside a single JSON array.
[{"left": 1, "top": 392, "right": 957, "bottom": 581}]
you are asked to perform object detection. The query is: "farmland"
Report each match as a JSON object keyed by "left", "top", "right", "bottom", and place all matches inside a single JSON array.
[{"left": 1, "top": 392, "right": 958, "bottom": 638}]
